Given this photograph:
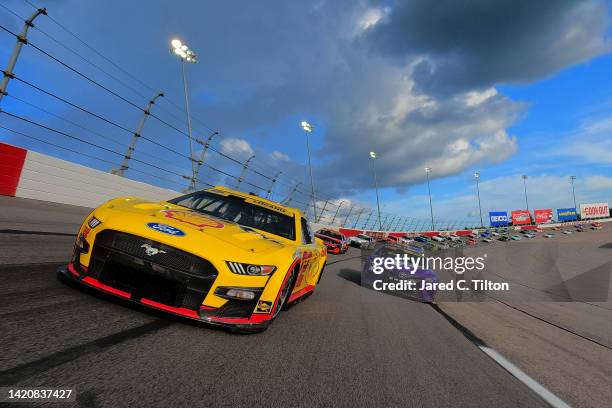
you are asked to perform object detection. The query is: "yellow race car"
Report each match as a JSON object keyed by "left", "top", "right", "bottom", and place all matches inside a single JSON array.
[{"left": 58, "top": 186, "right": 327, "bottom": 332}]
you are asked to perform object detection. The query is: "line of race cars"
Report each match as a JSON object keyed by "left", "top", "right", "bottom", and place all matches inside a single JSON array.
[{"left": 317, "top": 220, "right": 606, "bottom": 253}]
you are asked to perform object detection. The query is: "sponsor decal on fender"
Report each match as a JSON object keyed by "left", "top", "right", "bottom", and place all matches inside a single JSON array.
[
  {"left": 162, "top": 209, "right": 225, "bottom": 229},
  {"left": 254, "top": 300, "right": 273, "bottom": 313}
]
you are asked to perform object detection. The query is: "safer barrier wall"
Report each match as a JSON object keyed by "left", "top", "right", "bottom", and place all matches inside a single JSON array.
[{"left": 0, "top": 142, "right": 179, "bottom": 207}]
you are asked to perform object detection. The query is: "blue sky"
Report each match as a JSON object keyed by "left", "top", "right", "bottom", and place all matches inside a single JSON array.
[{"left": 1, "top": 0, "right": 611, "bottom": 225}]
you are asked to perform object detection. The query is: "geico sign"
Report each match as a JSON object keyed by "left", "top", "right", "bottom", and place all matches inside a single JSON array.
[{"left": 490, "top": 216, "right": 507, "bottom": 222}]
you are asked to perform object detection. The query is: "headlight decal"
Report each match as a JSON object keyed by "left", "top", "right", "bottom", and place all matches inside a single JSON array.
[{"left": 226, "top": 261, "right": 276, "bottom": 276}]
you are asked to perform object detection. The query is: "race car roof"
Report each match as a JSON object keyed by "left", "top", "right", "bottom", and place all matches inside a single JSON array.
[{"left": 206, "top": 186, "right": 299, "bottom": 217}]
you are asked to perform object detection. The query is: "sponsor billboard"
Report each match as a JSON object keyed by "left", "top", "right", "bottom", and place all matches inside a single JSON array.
[
  {"left": 557, "top": 208, "right": 577, "bottom": 222},
  {"left": 534, "top": 209, "right": 553, "bottom": 224},
  {"left": 511, "top": 210, "right": 531, "bottom": 226},
  {"left": 580, "top": 202, "right": 609, "bottom": 219},
  {"left": 489, "top": 211, "right": 508, "bottom": 227}
]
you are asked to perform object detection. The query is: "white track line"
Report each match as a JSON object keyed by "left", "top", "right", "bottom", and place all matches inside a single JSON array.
[{"left": 478, "top": 345, "right": 572, "bottom": 408}]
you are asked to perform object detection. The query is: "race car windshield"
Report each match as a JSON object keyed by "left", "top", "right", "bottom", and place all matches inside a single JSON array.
[{"left": 168, "top": 192, "right": 295, "bottom": 240}]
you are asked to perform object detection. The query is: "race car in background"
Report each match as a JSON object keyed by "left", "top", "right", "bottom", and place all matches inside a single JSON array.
[
  {"left": 315, "top": 229, "right": 349, "bottom": 254},
  {"left": 362, "top": 244, "right": 438, "bottom": 303},
  {"left": 58, "top": 186, "right": 327, "bottom": 333},
  {"left": 348, "top": 233, "right": 373, "bottom": 248}
]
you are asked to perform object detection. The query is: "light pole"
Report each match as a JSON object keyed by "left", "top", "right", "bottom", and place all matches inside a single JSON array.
[
  {"left": 474, "top": 172, "right": 484, "bottom": 228},
  {"left": 0, "top": 8, "right": 47, "bottom": 107},
  {"left": 425, "top": 167, "right": 435, "bottom": 230},
  {"left": 521, "top": 175, "right": 530, "bottom": 211},
  {"left": 301, "top": 121, "right": 317, "bottom": 220},
  {"left": 331, "top": 200, "right": 345, "bottom": 226},
  {"left": 569, "top": 176, "right": 577, "bottom": 209},
  {"left": 171, "top": 38, "right": 198, "bottom": 190},
  {"left": 369, "top": 151, "right": 383, "bottom": 230}
]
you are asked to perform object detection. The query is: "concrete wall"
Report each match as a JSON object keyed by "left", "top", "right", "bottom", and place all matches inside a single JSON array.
[{"left": 1, "top": 142, "right": 179, "bottom": 207}]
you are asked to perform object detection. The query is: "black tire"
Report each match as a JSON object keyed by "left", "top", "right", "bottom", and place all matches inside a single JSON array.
[{"left": 276, "top": 265, "right": 299, "bottom": 315}]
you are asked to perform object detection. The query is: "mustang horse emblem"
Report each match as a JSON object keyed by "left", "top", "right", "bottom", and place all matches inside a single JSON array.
[{"left": 140, "top": 243, "right": 167, "bottom": 257}]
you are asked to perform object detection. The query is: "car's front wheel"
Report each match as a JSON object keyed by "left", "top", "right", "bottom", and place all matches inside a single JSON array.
[{"left": 274, "top": 266, "right": 298, "bottom": 318}]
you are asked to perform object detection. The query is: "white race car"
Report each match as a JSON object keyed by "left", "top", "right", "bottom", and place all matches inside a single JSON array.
[{"left": 348, "top": 234, "right": 373, "bottom": 248}]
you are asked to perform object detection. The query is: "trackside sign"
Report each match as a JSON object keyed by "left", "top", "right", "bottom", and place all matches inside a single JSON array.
[
  {"left": 534, "top": 209, "right": 553, "bottom": 224},
  {"left": 580, "top": 203, "right": 609, "bottom": 219},
  {"left": 557, "top": 208, "right": 577, "bottom": 222},
  {"left": 489, "top": 211, "right": 508, "bottom": 227},
  {"left": 511, "top": 210, "right": 531, "bottom": 225}
]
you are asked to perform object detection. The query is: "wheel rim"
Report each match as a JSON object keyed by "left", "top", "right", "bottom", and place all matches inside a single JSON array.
[{"left": 274, "top": 271, "right": 295, "bottom": 318}]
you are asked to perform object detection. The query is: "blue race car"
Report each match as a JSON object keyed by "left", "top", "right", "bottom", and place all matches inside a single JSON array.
[{"left": 362, "top": 244, "right": 438, "bottom": 303}]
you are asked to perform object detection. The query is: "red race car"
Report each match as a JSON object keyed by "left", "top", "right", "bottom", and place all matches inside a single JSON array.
[{"left": 315, "top": 229, "right": 348, "bottom": 254}]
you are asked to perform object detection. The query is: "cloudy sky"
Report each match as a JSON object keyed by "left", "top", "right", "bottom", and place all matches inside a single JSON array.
[{"left": 1, "top": 0, "right": 611, "bottom": 224}]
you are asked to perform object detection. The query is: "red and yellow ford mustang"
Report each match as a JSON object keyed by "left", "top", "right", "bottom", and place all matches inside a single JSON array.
[{"left": 58, "top": 186, "right": 327, "bottom": 332}]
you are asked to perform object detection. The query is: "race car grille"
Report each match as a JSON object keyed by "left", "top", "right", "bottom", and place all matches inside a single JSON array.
[
  {"left": 89, "top": 230, "right": 217, "bottom": 310},
  {"left": 100, "top": 260, "right": 183, "bottom": 306},
  {"left": 94, "top": 230, "right": 216, "bottom": 278}
]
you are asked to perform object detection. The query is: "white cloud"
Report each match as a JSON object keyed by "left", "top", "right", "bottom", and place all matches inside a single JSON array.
[
  {"left": 270, "top": 150, "right": 289, "bottom": 161},
  {"left": 358, "top": 7, "right": 391, "bottom": 31},
  {"left": 220, "top": 138, "right": 254, "bottom": 158},
  {"left": 555, "top": 116, "right": 612, "bottom": 164},
  {"left": 465, "top": 88, "right": 498, "bottom": 107}
]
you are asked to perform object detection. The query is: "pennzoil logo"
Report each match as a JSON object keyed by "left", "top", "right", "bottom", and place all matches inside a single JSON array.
[
  {"left": 162, "top": 210, "right": 225, "bottom": 229},
  {"left": 254, "top": 300, "right": 273, "bottom": 314}
]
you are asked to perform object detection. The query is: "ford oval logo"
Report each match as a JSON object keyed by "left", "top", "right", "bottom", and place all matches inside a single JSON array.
[{"left": 146, "top": 223, "right": 185, "bottom": 236}]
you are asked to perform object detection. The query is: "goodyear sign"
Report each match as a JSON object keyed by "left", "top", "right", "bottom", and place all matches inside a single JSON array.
[
  {"left": 557, "top": 208, "right": 577, "bottom": 222},
  {"left": 489, "top": 211, "right": 508, "bottom": 227}
]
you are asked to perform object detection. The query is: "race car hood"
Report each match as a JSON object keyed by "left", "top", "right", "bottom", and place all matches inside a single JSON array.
[{"left": 96, "top": 198, "right": 289, "bottom": 255}]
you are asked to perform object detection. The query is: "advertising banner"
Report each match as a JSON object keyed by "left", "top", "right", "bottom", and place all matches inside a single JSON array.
[
  {"left": 489, "top": 211, "right": 508, "bottom": 227},
  {"left": 534, "top": 209, "right": 553, "bottom": 224},
  {"left": 580, "top": 203, "right": 609, "bottom": 219},
  {"left": 511, "top": 210, "right": 531, "bottom": 225},
  {"left": 557, "top": 208, "right": 577, "bottom": 222}
]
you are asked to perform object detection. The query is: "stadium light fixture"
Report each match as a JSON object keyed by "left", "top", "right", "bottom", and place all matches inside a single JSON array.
[
  {"left": 368, "top": 151, "right": 382, "bottom": 230},
  {"left": 170, "top": 38, "right": 198, "bottom": 190},
  {"left": 301, "top": 121, "right": 316, "bottom": 220}
]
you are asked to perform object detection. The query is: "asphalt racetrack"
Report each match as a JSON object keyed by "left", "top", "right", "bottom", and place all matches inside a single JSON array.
[{"left": 1, "top": 197, "right": 610, "bottom": 407}]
